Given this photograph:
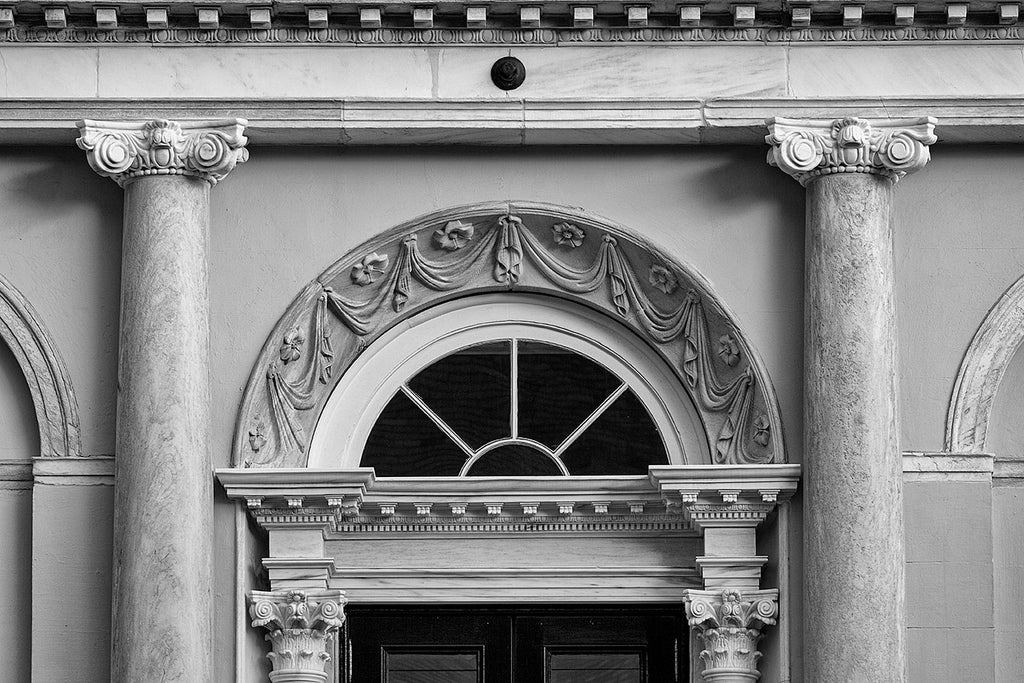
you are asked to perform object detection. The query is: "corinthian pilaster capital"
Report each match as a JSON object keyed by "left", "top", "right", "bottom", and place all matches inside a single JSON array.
[
  {"left": 76, "top": 118, "right": 248, "bottom": 187},
  {"left": 250, "top": 589, "right": 347, "bottom": 683},
  {"left": 766, "top": 116, "right": 936, "bottom": 186},
  {"left": 684, "top": 588, "right": 779, "bottom": 683}
]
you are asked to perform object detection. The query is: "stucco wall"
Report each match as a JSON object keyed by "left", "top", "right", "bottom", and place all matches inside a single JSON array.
[{"left": 0, "top": 143, "right": 1020, "bottom": 681}]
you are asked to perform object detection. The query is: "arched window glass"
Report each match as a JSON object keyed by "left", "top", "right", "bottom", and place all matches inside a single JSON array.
[{"left": 361, "top": 339, "right": 667, "bottom": 476}]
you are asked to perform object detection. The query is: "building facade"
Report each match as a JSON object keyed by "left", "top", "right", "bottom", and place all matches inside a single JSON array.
[{"left": 0, "top": 1, "right": 1021, "bottom": 681}]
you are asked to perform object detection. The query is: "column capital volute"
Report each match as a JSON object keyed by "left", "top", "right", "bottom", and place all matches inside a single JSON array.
[
  {"left": 76, "top": 118, "right": 249, "bottom": 187},
  {"left": 765, "top": 116, "right": 937, "bottom": 186},
  {"left": 250, "top": 589, "right": 347, "bottom": 683},
  {"left": 684, "top": 588, "right": 779, "bottom": 683}
]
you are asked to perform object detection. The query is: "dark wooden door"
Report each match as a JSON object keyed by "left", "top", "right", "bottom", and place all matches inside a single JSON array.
[{"left": 344, "top": 606, "right": 684, "bottom": 683}]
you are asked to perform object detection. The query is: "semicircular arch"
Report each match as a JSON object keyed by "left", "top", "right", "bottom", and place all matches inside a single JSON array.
[
  {"left": 0, "top": 273, "right": 81, "bottom": 458},
  {"left": 233, "top": 201, "right": 787, "bottom": 469},
  {"left": 947, "top": 272, "right": 1024, "bottom": 452}
]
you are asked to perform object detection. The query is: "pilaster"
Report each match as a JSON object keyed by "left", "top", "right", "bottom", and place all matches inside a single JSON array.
[
  {"left": 766, "top": 116, "right": 935, "bottom": 682},
  {"left": 250, "top": 589, "right": 347, "bottom": 683},
  {"left": 76, "top": 118, "right": 247, "bottom": 683}
]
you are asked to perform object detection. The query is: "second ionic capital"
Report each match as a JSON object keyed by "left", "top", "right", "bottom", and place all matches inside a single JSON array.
[
  {"left": 76, "top": 118, "right": 249, "bottom": 187},
  {"left": 766, "top": 116, "right": 936, "bottom": 186}
]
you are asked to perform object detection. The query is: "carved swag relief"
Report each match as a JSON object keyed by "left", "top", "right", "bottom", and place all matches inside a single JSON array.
[{"left": 235, "top": 204, "right": 784, "bottom": 469}]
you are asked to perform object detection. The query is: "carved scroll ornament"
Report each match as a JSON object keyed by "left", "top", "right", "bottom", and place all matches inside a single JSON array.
[
  {"left": 250, "top": 590, "right": 347, "bottom": 683},
  {"left": 76, "top": 118, "right": 249, "bottom": 186},
  {"left": 766, "top": 116, "right": 937, "bottom": 186},
  {"left": 234, "top": 202, "right": 786, "bottom": 469},
  {"left": 685, "top": 589, "right": 779, "bottom": 683}
]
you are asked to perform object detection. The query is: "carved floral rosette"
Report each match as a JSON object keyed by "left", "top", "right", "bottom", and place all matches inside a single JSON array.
[
  {"left": 76, "top": 118, "right": 249, "bottom": 186},
  {"left": 232, "top": 202, "right": 786, "bottom": 469},
  {"left": 250, "top": 590, "right": 347, "bottom": 682},
  {"left": 766, "top": 116, "right": 936, "bottom": 186},
  {"left": 685, "top": 589, "right": 779, "bottom": 682}
]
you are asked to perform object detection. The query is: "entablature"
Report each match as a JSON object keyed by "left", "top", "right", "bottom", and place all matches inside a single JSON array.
[
  {"left": 217, "top": 464, "right": 801, "bottom": 534},
  {"left": 1, "top": 0, "right": 1022, "bottom": 33}
]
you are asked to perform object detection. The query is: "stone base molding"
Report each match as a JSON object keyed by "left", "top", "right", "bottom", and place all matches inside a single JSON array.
[
  {"left": 250, "top": 589, "right": 347, "bottom": 683},
  {"left": 684, "top": 589, "right": 779, "bottom": 683}
]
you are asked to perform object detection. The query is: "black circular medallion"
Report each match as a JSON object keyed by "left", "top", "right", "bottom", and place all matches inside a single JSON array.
[{"left": 491, "top": 56, "right": 526, "bottom": 90}]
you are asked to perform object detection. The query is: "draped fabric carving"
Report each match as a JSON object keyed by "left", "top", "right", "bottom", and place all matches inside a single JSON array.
[{"left": 238, "top": 203, "right": 784, "bottom": 468}]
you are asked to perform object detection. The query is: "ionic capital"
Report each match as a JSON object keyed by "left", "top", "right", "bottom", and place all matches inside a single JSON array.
[
  {"left": 76, "top": 118, "right": 248, "bottom": 187},
  {"left": 684, "top": 588, "right": 779, "bottom": 683},
  {"left": 766, "top": 116, "right": 936, "bottom": 186},
  {"left": 250, "top": 589, "right": 347, "bottom": 683}
]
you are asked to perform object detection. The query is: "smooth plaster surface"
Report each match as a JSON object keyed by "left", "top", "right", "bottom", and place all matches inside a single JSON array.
[
  {"left": 905, "top": 480, "right": 995, "bottom": 682},
  {"left": 896, "top": 145, "right": 1024, "bottom": 452},
  {"left": 0, "top": 488, "right": 31, "bottom": 682},
  {"left": 0, "top": 341, "right": 37, "bottom": 458},
  {"left": 993, "top": 485, "right": 1024, "bottom": 683},
  {"left": 988, "top": 343, "right": 1024, "bottom": 459},
  {"left": 0, "top": 147, "right": 121, "bottom": 458},
  {"left": 31, "top": 482, "right": 113, "bottom": 682}
]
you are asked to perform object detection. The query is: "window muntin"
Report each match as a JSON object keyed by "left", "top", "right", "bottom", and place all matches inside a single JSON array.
[
  {"left": 361, "top": 339, "right": 667, "bottom": 476},
  {"left": 307, "top": 295, "right": 709, "bottom": 469}
]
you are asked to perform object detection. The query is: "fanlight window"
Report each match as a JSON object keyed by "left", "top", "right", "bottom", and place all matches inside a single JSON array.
[{"left": 361, "top": 339, "right": 667, "bottom": 476}]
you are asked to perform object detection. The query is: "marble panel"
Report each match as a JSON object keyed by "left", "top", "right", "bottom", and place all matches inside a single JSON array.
[
  {"left": 436, "top": 46, "right": 788, "bottom": 99},
  {"left": 0, "top": 48, "right": 98, "bottom": 97},
  {"left": 96, "top": 47, "right": 436, "bottom": 99},
  {"left": 789, "top": 46, "right": 1024, "bottom": 98}
]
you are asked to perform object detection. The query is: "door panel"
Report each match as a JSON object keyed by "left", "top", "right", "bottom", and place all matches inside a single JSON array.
[
  {"left": 347, "top": 609, "right": 511, "bottom": 683},
  {"left": 344, "top": 606, "right": 684, "bottom": 683},
  {"left": 515, "top": 614, "right": 680, "bottom": 683}
]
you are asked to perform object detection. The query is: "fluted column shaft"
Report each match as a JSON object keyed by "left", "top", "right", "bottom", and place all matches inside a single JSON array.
[
  {"left": 766, "top": 117, "right": 935, "bottom": 682},
  {"left": 77, "top": 119, "right": 248, "bottom": 682}
]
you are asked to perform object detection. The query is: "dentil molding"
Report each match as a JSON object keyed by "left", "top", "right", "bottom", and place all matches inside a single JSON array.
[
  {"left": 75, "top": 118, "right": 249, "bottom": 186},
  {"left": 766, "top": 116, "right": 937, "bottom": 186},
  {"left": 249, "top": 589, "right": 347, "bottom": 683}
]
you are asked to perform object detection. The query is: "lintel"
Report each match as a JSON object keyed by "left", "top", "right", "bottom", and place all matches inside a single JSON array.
[{"left": 1, "top": 97, "right": 1020, "bottom": 146}]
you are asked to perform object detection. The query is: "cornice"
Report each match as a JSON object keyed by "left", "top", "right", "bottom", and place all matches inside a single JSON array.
[
  {"left": 1, "top": 1, "right": 1024, "bottom": 42},
  {"left": 0, "top": 97, "right": 1017, "bottom": 145}
]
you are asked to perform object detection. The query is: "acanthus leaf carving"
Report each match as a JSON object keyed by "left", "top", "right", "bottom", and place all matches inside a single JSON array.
[
  {"left": 766, "top": 116, "right": 936, "bottom": 186},
  {"left": 249, "top": 590, "right": 347, "bottom": 683},
  {"left": 685, "top": 589, "right": 779, "bottom": 682},
  {"left": 76, "top": 118, "right": 248, "bottom": 187}
]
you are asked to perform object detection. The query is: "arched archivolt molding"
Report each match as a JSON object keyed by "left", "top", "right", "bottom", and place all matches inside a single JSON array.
[
  {"left": 0, "top": 273, "right": 81, "bottom": 458},
  {"left": 232, "top": 201, "right": 787, "bottom": 468},
  {"left": 946, "top": 273, "right": 1024, "bottom": 453}
]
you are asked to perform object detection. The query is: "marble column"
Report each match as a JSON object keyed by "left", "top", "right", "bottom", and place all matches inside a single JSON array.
[
  {"left": 250, "top": 590, "right": 347, "bottom": 683},
  {"left": 76, "top": 119, "right": 248, "bottom": 681},
  {"left": 766, "top": 117, "right": 935, "bottom": 681}
]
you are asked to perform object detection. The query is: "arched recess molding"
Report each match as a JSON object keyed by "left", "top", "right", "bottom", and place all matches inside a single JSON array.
[
  {"left": 0, "top": 273, "right": 81, "bottom": 458},
  {"left": 233, "top": 201, "right": 786, "bottom": 468},
  {"left": 946, "top": 272, "right": 1024, "bottom": 453}
]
